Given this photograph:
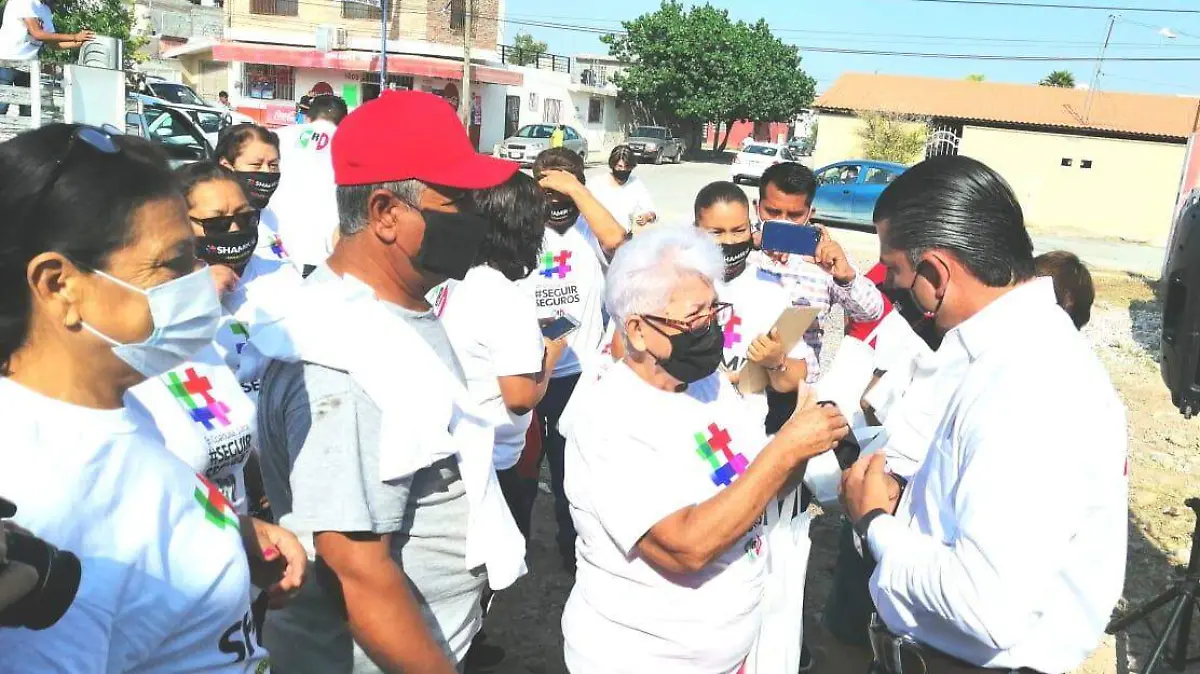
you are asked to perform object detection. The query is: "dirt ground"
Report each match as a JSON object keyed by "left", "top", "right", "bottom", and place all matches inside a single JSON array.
[{"left": 473, "top": 271, "right": 1200, "bottom": 674}]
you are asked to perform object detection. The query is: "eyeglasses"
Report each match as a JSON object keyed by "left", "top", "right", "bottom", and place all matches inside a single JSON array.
[
  {"left": 23, "top": 125, "right": 120, "bottom": 227},
  {"left": 191, "top": 209, "right": 261, "bottom": 235},
  {"left": 643, "top": 302, "right": 734, "bottom": 333}
]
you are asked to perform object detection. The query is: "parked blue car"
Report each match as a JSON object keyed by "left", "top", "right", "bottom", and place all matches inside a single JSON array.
[{"left": 811, "top": 160, "right": 908, "bottom": 228}]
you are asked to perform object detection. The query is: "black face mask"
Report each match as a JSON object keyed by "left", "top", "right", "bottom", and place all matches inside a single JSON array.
[
  {"left": 721, "top": 240, "right": 753, "bottom": 281},
  {"left": 237, "top": 171, "right": 280, "bottom": 210},
  {"left": 547, "top": 194, "right": 580, "bottom": 228},
  {"left": 414, "top": 210, "right": 489, "bottom": 281},
  {"left": 612, "top": 169, "right": 632, "bottom": 183},
  {"left": 197, "top": 228, "right": 259, "bottom": 275},
  {"left": 645, "top": 318, "right": 725, "bottom": 384}
]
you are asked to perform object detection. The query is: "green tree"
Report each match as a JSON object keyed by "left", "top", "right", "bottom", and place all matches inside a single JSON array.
[
  {"left": 46, "top": 0, "right": 146, "bottom": 69},
  {"left": 510, "top": 31, "right": 548, "bottom": 67},
  {"left": 856, "top": 111, "right": 929, "bottom": 164},
  {"left": 1040, "top": 70, "right": 1076, "bottom": 88},
  {"left": 965, "top": 73, "right": 986, "bottom": 82},
  {"left": 602, "top": 1, "right": 815, "bottom": 154}
]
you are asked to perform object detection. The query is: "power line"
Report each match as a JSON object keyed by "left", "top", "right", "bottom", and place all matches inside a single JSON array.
[
  {"left": 225, "top": 4, "right": 1200, "bottom": 64},
  {"left": 795, "top": 46, "right": 1200, "bottom": 61},
  {"left": 904, "top": 0, "right": 1200, "bottom": 13}
]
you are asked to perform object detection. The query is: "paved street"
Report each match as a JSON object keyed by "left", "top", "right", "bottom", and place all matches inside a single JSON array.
[{"left": 586, "top": 162, "right": 1169, "bottom": 278}]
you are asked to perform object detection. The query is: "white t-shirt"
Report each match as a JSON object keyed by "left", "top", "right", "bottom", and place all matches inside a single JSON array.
[
  {"left": 717, "top": 263, "right": 815, "bottom": 418},
  {"left": 561, "top": 363, "right": 769, "bottom": 674},
  {"left": 590, "top": 175, "right": 655, "bottom": 231},
  {"left": 439, "top": 265, "right": 546, "bottom": 471},
  {"left": 519, "top": 217, "right": 608, "bottom": 379},
  {"left": 0, "top": 378, "right": 265, "bottom": 672},
  {"left": 267, "top": 120, "right": 339, "bottom": 270},
  {"left": 126, "top": 344, "right": 258, "bottom": 514},
  {"left": 0, "top": 0, "right": 52, "bottom": 61},
  {"left": 215, "top": 244, "right": 304, "bottom": 400}
]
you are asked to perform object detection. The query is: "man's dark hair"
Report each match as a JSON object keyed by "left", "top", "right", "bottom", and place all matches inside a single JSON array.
[
  {"left": 608, "top": 145, "right": 637, "bottom": 170},
  {"left": 470, "top": 172, "right": 547, "bottom": 281},
  {"left": 875, "top": 155, "right": 1034, "bottom": 288},
  {"left": 533, "top": 147, "right": 585, "bottom": 184},
  {"left": 219, "top": 90, "right": 229, "bottom": 99},
  {"left": 307, "top": 94, "right": 348, "bottom": 125},
  {"left": 1035, "top": 250, "right": 1094, "bottom": 329},
  {"left": 694, "top": 180, "right": 748, "bottom": 220},
  {"left": 758, "top": 162, "right": 818, "bottom": 205}
]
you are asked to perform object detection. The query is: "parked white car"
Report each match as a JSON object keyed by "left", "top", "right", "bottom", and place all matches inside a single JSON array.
[{"left": 730, "top": 142, "right": 786, "bottom": 184}]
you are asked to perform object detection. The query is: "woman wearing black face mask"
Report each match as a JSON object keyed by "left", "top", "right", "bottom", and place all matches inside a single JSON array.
[
  {"left": 693, "top": 181, "right": 811, "bottom": 428},
  {"left": 557, "top": 225, "right": 848, "bottom": 673},
  {"left": 592, "top": 145, "right": 658, "bottom": 234},
  {"left": 216, "top": 123, "right": 282, "bottom": 213},
  {"left": 173, "top": 162, "right": 301, "bottom": 405},
  {"left": 166, "top": 161, "right": 301, "bottom": 522}
]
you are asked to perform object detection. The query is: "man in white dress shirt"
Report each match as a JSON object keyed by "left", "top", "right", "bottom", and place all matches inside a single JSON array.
[{"left": 843, "top": 156, "right": 1128, "bottom": 674}]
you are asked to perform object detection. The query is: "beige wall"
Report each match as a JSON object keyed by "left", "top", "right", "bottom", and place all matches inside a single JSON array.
[
  {"left": 812, "top": 112, "right": 862, "bottom": 169},
  {"left": 960, "top": 126, "right": 1185, "bottom": 245},
  {"left": 812, "top": 112, "right": 927, "bottom": 169},
  {"left": 228, "top": 0, "right": 497, "bottom": 51}
]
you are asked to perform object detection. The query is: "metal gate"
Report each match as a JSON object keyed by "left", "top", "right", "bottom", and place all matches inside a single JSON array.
[{"left": 925, "top": 122, "right": 963, "bottom": 159}]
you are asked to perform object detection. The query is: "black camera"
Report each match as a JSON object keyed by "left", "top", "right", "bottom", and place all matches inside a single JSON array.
[{"left": 0, "top": 498, "right": 81, "bottom": 630}]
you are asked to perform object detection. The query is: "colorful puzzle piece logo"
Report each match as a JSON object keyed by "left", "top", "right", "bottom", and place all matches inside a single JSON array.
[
  {"left": 540, "top": 250, "right": 573, "bottom": 279},
  {"left": 269, "top": 235, "right": 287, "bottom": 259},
  {"left": 695, "top": 423, "right": 748, "bottom": 487},
  {"left": 166, "top": 367, "right": 232, "bottom": 431},
  {"left": 722, "top": 311, "right": 743, "bottom": 349},
  {"left": 193, "top": 475, "right": 239, "bottom": 530},
  {"left": 229, "top": 321, "right": 250, "bottom": 354}
]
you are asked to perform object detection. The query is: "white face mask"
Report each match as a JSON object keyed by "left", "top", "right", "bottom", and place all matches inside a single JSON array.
[{"left": 81, "top": 266, "right": 223, "bottom": 378}]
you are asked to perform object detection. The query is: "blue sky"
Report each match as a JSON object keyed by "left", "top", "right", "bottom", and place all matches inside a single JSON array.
[{"left": 500, "top": 0, "right": 1200, "bottom": 96}]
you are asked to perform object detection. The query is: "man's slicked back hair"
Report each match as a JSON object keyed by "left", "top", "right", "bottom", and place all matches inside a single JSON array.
[{"left": 874, "top": 155, "right": 1034, "bottom": 288}]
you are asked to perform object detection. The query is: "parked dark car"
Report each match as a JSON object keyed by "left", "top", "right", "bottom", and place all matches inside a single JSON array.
[
  {"left": 812, "top": 160, "right": 908, "bottom": 227},
  {"left": 626, "top": 125, "right": 685, "bottom": 164}
]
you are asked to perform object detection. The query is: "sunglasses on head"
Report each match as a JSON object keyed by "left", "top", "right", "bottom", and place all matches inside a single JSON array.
[
  {"left": 191, "top": 210, "right": 261, "bottom": 235},
  {"left": 22, "top": 125, "right": 121, "bottom": 226}
]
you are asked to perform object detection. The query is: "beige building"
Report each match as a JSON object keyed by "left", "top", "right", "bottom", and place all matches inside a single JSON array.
[
  {"left": 162, "top": 0, "right": 522, "bottom": 151},
  {"left": 813, "top": 73, "right": 1200, "bottom": 245}
]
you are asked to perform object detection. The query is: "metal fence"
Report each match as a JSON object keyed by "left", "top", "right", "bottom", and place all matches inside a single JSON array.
[
  {"left": 0, "top": 60, "right": 46, "bottom": 141},
  {"left": 499, "top": 45, "right": 571, "bottom": 74}
]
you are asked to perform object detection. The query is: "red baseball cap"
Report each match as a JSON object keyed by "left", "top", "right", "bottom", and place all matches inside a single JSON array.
[{"left": 332, "top": 90, "right": 518, "bottom": 189}]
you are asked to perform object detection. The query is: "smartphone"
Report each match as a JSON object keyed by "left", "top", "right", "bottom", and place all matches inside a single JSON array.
[
  {"left": 760, "top": 220, "right": 821, "bottom": 257},
  {"left": 541, "top": 314, "right": 581, "bottom": 341}
]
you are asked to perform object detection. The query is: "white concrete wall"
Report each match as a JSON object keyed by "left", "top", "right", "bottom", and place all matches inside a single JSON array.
[
  {"left": 960, "top": 125, "right": 1187, "bottom": 244},
  {"left": 499, "top": 65, "right": 624, "bottom": 160}
]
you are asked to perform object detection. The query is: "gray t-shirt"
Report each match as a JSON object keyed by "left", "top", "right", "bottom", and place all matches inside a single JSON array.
[{"left": 257, "top": 268, "right": 486, "bottom": 673}]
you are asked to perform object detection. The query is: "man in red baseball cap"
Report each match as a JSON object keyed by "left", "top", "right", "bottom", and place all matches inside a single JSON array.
[{"left": 257, "top": 91, "right": 523, "bottom": 674}]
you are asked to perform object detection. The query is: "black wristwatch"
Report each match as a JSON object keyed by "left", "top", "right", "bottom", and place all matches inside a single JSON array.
[{"left": 854, "top": 508, "right": 889, "bottom": 540}]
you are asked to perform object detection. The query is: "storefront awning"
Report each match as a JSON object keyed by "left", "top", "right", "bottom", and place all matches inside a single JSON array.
[{"left": 167, "top": 42, "right": 522, "bottom": 87}]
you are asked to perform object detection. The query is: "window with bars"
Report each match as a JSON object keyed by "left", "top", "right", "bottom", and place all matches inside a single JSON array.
[
  {"left": 588, "top": 97, "right": 602, "bottom": 124},
  {"left": 449, "top": 0, "right": 477, "bottom": 36},
  {"left": 543, "top": 98, "right": 562, "bottom": 124},
  {"left": 249, "top": 0, "right": 297, "bottom": 16},
  {"left": 341, "top": 0, "right": 381, "bottom": 20},
  {"left": 244, "top": 64, "right": 295, "bottom": 101}
]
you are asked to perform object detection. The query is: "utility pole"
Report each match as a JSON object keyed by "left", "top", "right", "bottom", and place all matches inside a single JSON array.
[
  {"left": 459, "top": 0, "right": 472, "bottom": 127},
  {"left": 1083, "top": 13, "right": 1117, "bottom": 126},
  {"left": 379, "top": 0, "right": 389, "bottom": 88}
]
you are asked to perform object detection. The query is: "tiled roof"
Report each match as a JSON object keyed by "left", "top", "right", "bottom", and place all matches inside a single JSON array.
[{"left": 814, "top": 72, "right": 1200, "bottom": 140}]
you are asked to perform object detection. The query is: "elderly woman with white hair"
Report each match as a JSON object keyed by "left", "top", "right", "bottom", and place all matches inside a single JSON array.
[{"left": 558, "top": 226, "right": 850, "bottom": 674}]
